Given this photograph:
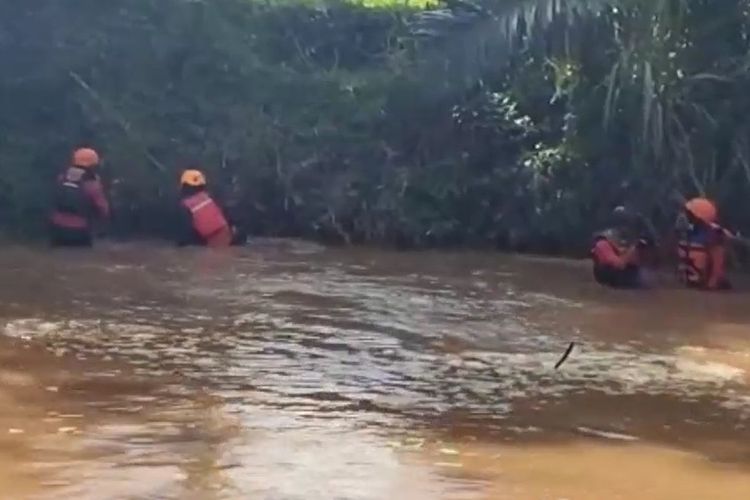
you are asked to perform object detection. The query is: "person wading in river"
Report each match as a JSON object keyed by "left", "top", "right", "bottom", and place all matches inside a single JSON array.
[
  {"left": 50, "top": 147, "right": 110, "bottom": 247},
  {"left": 176, "top": 169, "right": 236, "bottom": 247},
  {"left": 676, "top": 197, "right": 732, "bottom": 290},
  {"left": 591, "top": 206, "right": 654, "bottom": 288}
]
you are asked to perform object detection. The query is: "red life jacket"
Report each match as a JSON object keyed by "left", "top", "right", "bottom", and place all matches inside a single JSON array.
[
  {"left": 590, "top": 230, "right": 637, "bottom": 266},
  {"left": 181, "top": 192, "right": 229, "bottom": 242},
  {"left": 591, "top": 233, "right": 621, "bottom": 261}
]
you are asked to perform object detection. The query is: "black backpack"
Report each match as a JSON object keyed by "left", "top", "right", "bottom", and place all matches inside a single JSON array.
[{"left": 54, "top": 167, "right": 94, "bottom": 216}]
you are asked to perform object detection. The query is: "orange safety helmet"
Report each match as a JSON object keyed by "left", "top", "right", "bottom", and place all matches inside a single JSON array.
[
  {"left": 684, "top": 197, "right": 718, "bottom": 224},
  {"left": 72, "top": 148, "right": 100, "bottom": 168},
  {"left": 180, "top": 169, "right": 207, "bottom": 187}
]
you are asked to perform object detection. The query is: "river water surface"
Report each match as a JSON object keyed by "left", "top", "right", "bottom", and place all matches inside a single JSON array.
[{"left": 1, "top": 241, "right": 749, "bottom": 499}]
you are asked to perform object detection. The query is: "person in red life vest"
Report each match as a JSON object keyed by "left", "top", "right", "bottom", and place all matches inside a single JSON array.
[
  {"left": 591, "top": 206, "right": 654, "bottom": 288},
  {"left": 176, "top": 169, "right": 236, "bottom": 247},
  {"left": 50, "top": 147, "right": 110, "bottom": 247},
  {"left": 676, "top": 197, "right": 731, "bottom": 290}
]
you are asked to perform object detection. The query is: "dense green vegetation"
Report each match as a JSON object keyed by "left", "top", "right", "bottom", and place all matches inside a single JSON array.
[{"left": 1, "top": 0, "right": 749, "bottom": 252}]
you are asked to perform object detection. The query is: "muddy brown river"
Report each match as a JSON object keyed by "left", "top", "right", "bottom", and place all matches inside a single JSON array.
[{"left": 0, "top": 240, "right": 749, "bottom": 499}]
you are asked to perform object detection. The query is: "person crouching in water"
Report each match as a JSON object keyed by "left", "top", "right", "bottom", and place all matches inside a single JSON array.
[
  {"left": 591, "top": 206, "right": 653, "bottom": 288},
  {"left": 676, "top": 197, "right": 731, "bottom": 290},
  {"left": 176, "top": 169, "right": 236, "bottom": 247},
  {"left": 50, "top": 147, "right": 110, "bottom": 247}
]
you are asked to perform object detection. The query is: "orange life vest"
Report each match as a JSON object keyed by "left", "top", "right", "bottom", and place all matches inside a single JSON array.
[
  {"left": 677, "top": 239, "right": 709, "bottom": 287},
  {"left": 677, "top": 224, "right": 728, "bottom": 288},
  {"left": 181, "top": 192, "right": 229, "bottom": 242}
]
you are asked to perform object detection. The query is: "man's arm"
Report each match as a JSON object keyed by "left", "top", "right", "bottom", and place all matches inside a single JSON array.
[{"left": 82, "top": 178, "right": 110, "bottom": 219}]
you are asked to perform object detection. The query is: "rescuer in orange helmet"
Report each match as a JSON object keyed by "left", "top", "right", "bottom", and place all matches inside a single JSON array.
[
  {"left": 176, "top": 168, "right": 237, "bottom": 247},
  {"left": 49, "top": 147, "right": 110, "bottom": 247},
  {"left": 676, "top": 197, "right": 732, "bottom": 290}
]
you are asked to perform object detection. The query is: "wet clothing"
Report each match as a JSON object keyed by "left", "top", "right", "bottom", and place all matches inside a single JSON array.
[
  {"left": 677, "top": 222, "right": 730, "bottom": 290},
  {"left": 591, "top": 229, "right": 645, "bottom": 288},
  {"left": 176, "top": 189, "right": 234, "bottom": 247},
  {"left": 50, "top": 166, "right": 109, "bottom": 246}
]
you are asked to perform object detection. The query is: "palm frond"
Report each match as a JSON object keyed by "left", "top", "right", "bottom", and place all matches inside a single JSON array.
[{"left": 405, "top": 0, "right": 612, "bottom": 95}]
